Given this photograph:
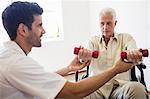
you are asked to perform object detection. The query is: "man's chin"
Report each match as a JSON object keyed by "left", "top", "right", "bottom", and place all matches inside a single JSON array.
[
  {"left": 37, "top": 45, "right": 41, "bottom": 47},
  {"left": 33, "top": 44, "right": 42, "bottom": 47},
  {"left": 37, "top": 45, "right": 42, "bottom": 47}
]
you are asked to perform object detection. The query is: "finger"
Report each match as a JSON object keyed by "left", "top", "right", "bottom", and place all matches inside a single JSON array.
[
  {"left": 82, "top": 49, "right": 87, "bottom": 59},
  {"left": 79, "top": 46, "right": 84, "bottom": 49},
  {"left": 132, "top": 50, "right": 142, "bottom": 63},
  {"left": 85, "top": 49, "right": 92, "bottom": 61},
  {"left": 127, "top": 51, "right": 133, "bottom": 62},
  {"left": 132, "top": 51, "right": 138, "bottom": 62},
  {"left": 78, "top": 49, "right": 83, "bottom": 59},
  {"left": 137, "top": 50, "right": 143, "bottom": 61},
  {"left": 87, "top": 50, "right": 92, "bottom": 60}
]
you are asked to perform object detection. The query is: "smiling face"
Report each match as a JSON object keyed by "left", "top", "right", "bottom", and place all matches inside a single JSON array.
[
  {"left": 26, "top": 15, "right": 45, "bottom": 47},
  {"left": 100, "top": 13, "right": 117, "bottom": 40}
]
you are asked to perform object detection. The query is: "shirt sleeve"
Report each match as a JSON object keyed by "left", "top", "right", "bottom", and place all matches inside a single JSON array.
[
  {"left": 123, "top": 33, "right": 137, "bottom": 50},
  {"left": 87, "top": 36, "right": 99, "bottom": 51},
  {"left": 5, "top": 56, "right": 67, "bottom": 99}
]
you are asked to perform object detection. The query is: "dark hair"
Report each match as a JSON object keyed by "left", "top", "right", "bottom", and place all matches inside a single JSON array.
[{"left": 2, "top": 1, "right": 43, "bottom": 40}]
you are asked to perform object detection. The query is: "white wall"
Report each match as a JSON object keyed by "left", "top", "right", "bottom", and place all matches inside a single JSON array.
[
  {"left": 144, "top": 0, "right": 150, "bottom": 90},
  {"left": 29, "top": 0, "right": 90, "bottom": 72},
  {"left": 89, "top": 0, "right": 147, "bottom": 48},
  {"left": 88, "top": 0, "right": 150, "bottom": 90},
  {"left": 29, "top": 0, "right": 150, "bottom": 90}
]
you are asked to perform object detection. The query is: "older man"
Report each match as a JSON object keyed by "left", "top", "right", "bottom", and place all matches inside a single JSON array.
[{"left": 85, "top": 8, "right": 147, "bottom": 99}]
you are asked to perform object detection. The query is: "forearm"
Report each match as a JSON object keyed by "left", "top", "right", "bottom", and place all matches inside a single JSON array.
[
  {"left": 55, "top": 66, "right": 70, "bottom": 76},
  {"left": 73, "top": 67, "right": 117, "bottom": 97},
  {"left": 56, "top": 67, "right": 118, "bottom": 98}
]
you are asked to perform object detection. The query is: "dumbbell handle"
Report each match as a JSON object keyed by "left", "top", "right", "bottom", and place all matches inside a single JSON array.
[
  {"left": 121, "top": 49, "right": 149, "bottom": 60},
  {"left": 74, "top": 47, "right": 99, "bottom": 58}
]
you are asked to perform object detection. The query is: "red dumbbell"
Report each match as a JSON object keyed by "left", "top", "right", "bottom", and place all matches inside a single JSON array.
[
  {"left": 74, "top": 47, "right": 99, "bottom": 58},
  {"left": 121, "top": 49, "right": 149, "bottom": 60}
]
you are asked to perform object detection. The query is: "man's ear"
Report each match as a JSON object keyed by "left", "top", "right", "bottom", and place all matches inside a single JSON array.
[{"left": 17, "top": 23, "right": 28, "bottom": 37}]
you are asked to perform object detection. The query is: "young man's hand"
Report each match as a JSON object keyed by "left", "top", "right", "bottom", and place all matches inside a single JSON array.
[
  {"left": 68, "top": 56, "right": 91, "bottom": 72},
  {"left": 112, "top": 59, "right": 133, "bottom": 74}
]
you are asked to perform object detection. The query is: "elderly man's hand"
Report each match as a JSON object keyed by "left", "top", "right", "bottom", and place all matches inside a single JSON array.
[
  {"left": 68, "top": 47, "right": 92, "bottom": 72},
  {"left": 127, "top": 49, "right": 143, "bottom": 64}
]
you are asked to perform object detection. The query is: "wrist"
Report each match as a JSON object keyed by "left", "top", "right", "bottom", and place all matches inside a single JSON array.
[
  {"left": 67, "top": 65, "right": 73, "bottom": 73},
  {"left": 109, "top": 67, "right": 119, "bottom": 76}
]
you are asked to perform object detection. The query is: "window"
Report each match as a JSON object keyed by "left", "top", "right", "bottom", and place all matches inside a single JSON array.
[{"left": 0, "top": 0, "right": 64, "bottom": 46}]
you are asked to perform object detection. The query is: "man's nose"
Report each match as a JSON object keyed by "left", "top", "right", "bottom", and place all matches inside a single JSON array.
[
  {"left": 103, "top": 24, "right": 107, "bottom": 30},
  {"left": 42, "top": 28, "right": 46, "bottom": 34}
]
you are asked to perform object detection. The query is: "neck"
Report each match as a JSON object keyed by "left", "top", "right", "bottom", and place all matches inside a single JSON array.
[
  {"left": 103, "top": 33, "right": 114, "bottom": 46},
  {"left": 104, "top": 38, "right": 110, "bottom": 46},
  {"left": 14, "top": 39, "right": 32, "bottom": 55}
]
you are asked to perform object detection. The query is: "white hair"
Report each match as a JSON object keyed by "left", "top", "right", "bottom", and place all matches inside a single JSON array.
[{"left": 99, "top": 7, "right": 116, "bottom": 21}]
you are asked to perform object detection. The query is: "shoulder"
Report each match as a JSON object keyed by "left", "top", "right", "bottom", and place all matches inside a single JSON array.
[
  {"left": 89, "top": 35, "right": 101, "bottom": 42},
  {"left": 118, "top": 33, "right": 133, "bottom": 38},
  {"left": 10, "top": 56, "right": 41, "bottom": 73},
  {"left": 1, "top": 48, "right": 39, "bottom": 68},
  {"left": 117, "top": 33, "right": 135, "bottom": 41},
  {"left": 0, "top": 48, "right": 41, "bottom": 76}
]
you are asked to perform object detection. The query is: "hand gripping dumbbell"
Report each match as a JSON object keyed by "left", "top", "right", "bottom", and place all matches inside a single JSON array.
[
  {"left": 74, "top": 47, "right": 99, "bottom": 58},
  {"left": 74, "top": 47, "right": 99, "bottom": 82},
  {"left": 120, "top": 49, "right": 149, "bottom": 60}
]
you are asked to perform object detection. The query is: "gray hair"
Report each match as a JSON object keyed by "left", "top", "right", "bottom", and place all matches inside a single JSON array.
[{"left": 99, "top": 7, "right": 116, "bottom": 21}]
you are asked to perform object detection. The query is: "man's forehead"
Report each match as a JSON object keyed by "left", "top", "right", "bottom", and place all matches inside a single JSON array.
[{"left": 33, "top": 15, "right": 42, "bottom": 23}]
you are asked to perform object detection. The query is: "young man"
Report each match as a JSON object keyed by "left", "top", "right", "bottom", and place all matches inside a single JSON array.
[
  {"left": 86, "top": 7, "right": 147, "bottom": 99},
  {"left": 0, "top": 2, "right": 141, "bottom": 99}
]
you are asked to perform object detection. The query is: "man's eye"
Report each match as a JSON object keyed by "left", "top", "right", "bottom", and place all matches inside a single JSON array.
[
  {"left": 107, "top": 22, "right": 112, "bottom": 25},
  {"left": 101, "top": 23, "right": 104, "bottom": 26}
]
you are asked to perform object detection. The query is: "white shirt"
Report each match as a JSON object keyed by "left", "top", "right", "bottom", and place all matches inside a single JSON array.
[{"left": 0, "top": 41, "right": 66, "bottom": 99}]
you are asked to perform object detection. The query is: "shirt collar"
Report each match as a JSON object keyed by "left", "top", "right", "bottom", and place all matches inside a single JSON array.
[
  {"left": 100, "top": 33, "right": 119, "bottom": 43},
  {"left": 4, "top": 41, "right": 27, "bottom": 56}
]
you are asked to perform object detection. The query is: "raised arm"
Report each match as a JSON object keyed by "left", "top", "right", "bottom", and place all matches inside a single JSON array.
[
  {"left": 55, "top": 56, "right": 91, "bottom": 76},
  {"left": 56, "top": 48, "right": 142, "bottom": 99},
  {"left": 56, "top": 59, "right": 134, "bottom": 99},
  {"left": 56, "top": 48, "right": 92, "bottom": 76}
]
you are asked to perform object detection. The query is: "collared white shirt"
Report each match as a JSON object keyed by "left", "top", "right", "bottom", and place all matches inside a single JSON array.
[{"left": 0, "top": 41, "right": 66, "bottom": 99}]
